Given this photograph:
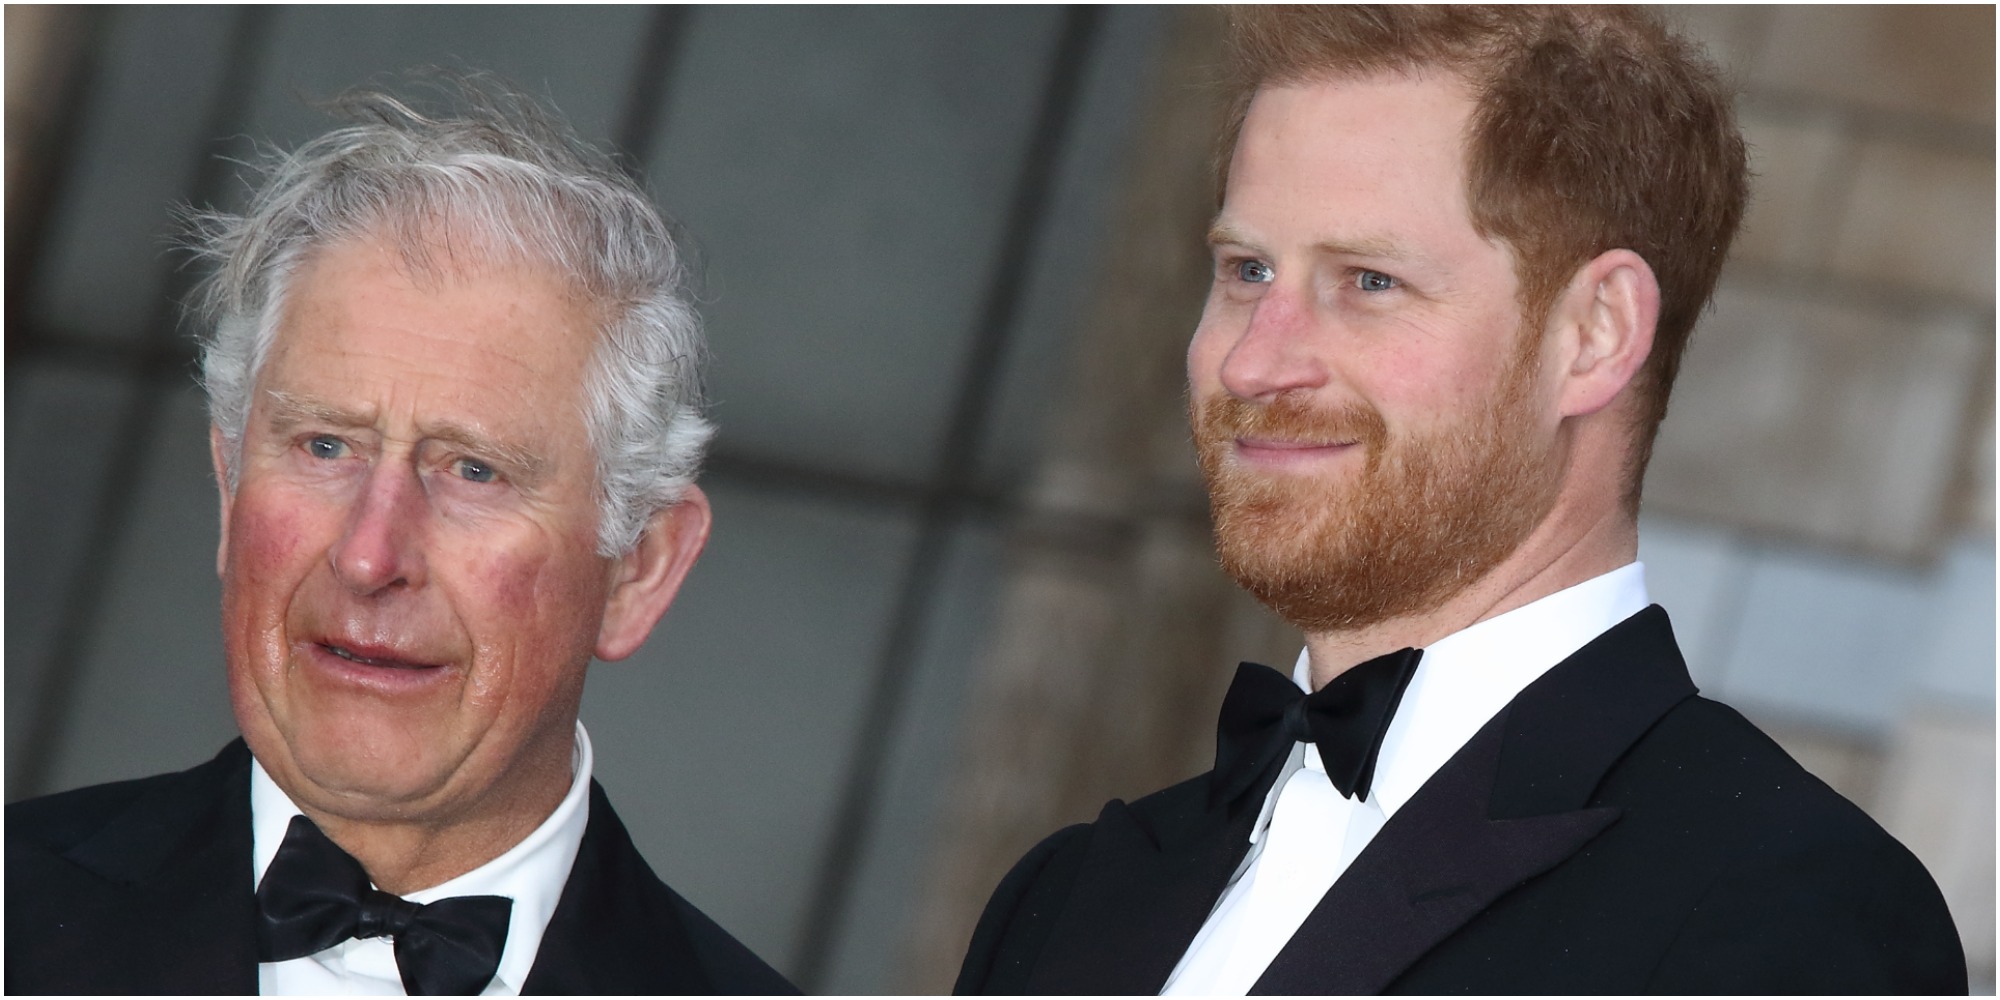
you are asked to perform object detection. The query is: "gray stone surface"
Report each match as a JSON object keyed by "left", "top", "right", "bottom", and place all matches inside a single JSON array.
[
  {"left": 819, "top": 518, "right": 1003, "bottom": 994},
  {"left": 1635, "top": 514, "right": 1752, "bottom": 692},
  {"left": 32, "top": 6, "right": 238, "bottom": 347},
  {"left": 1877, "top": 705, "right": 1997, "bottom": 988},
  {"left": 974, "top": 8, "right": 1171, "bottom": 494},
  {"left": 1657, "top": 5, "right": 1769, "bottom": 78},
  {"left": 1912, "top": 539, "right": 1998, "bottom": 706},
  {"left": 240, "top": 6, "right": 650, "bottom": 159},
  {"left": 582, "top": 479, "right": 919, "bottom": 973},
  {"left": 1714, "top": 542, "right": 1935, "bottom": 733},
  {"left": 41, "top": 385, "right": 236, "bottom": 793},
  {"left": 1650, "top": 282, "right": 1985, "bottom": 558},
  {"left": 1829, "top": 138, "right": 1996, "bottom": 302},
  {"left": 1751, "top": 6, "right": 1996, "bottom": 128},
  {"left": 1733, "top": 112, "right": 1846, "bottom": 272},
  {"left": 645, "top": 7, "right": 1065, "bottom": 487},
  {"left": 1955, "top": 368, "right": 1996, "bottom": 537},
  {"left": 4, "top": 364, "right": 142, "bottom": 795}
]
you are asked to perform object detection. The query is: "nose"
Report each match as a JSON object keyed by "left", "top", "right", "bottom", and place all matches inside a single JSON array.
[
  {"left": 329, "top": 460, "right": 428, "bottom": 595},
  {"left": 1213, "top": 283, "right": 1329, "bottom": 401}
]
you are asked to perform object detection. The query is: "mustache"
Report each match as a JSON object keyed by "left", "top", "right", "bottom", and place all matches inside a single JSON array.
[{"left": 1192, "top": 393, "right": 1388, "bottom": 449}]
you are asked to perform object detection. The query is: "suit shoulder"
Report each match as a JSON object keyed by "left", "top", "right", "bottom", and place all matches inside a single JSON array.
[
  {"left": 652, "top": 880, "right": 799, "bottom": 994},
  {"left": 1614, "top": 695, "right": 1940, "bottom": 866},
  {"left": 7, "top": 741, "right": 249, "bottom": 857},
  {"left": 957, "top": 771, "right": 1217, "bottom": 994},
  {"left": 9, "top": 772, "right": 166, "bottom": 854},
  {"left": 971, "top": 767, "right": 1214, "bottom": 910},
  {"left": 1117, "top": 769, "right": 1223, "bottom": 841},
  {"left": 1623, "top": 696, "right": 1892, "bottom": 835},
  {"left": 956, "top": 822, "right": 1093, "bottom": 994},
  {"left": 530, "top": 783, "right": 795, "bottom": 994},
  {"left": 6, "top": 742, "right": 259, "bottom": 996},
  {"left": 1618, "top": 698, "right": 1965, "bottom": 992}
]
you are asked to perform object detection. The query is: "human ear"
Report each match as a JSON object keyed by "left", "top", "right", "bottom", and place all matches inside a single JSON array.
[
  {"left": 210, "top": 425, "right": 234, "bottom": 579},
  {"left": 1553, "top": 249, "right": 1659, "bottom": 419},
  {"left": 595, "top": 484, "right": 713, "bottom": 661}
]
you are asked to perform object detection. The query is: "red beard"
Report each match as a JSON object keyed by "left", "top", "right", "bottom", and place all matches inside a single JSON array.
[{"left": 1191, "top": 348, "right": 1560, "bottom": 633}]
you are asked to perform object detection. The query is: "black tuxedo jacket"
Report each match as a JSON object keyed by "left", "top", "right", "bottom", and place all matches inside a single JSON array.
[
  {"left": 956, "top": 607, "right": 1966, "bottom": 994},
  {"left": 6, "top": 740, "right": 797, "bottom": 995}
]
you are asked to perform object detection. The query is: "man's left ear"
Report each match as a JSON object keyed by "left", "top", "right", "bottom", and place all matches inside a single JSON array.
[
  {"left": 595, "top": 484, "right": 713, "bottom": 661},
  {"left": 1553, "top": 248, "right": 1660, "bottom": 419}
]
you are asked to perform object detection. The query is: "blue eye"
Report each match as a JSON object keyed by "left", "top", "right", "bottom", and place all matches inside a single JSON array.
[
  {"left": 1355, "top": 269, "right": 1397, "bottom": 292},
  {"left": 454, "top": 459, "right": 497, "bottom": 484},
  {"left": 1235, "top": 259, "right": 1274, "bottom": 283},
  {"left": 306, "top": 436, "right": 346, "bottom": 460}
]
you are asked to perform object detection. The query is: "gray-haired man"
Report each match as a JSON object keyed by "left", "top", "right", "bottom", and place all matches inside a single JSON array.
[{"left": 7, "top": 87, "right": 794, "bottom": 995}]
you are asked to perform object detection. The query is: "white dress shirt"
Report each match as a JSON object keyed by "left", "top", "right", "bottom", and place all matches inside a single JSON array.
[
  {"left": 1162, "top": 563, "right": 1651, "bottom": 995},
  {"left": 251, "top": 723, "right": 595, "bottom": 996}
]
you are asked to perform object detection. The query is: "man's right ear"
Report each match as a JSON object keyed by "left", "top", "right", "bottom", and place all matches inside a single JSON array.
[{"left": 210, "top": 425, "right": 233, "bottom": 579}]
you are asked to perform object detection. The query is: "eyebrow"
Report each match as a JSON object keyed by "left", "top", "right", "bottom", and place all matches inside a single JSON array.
[
  {"left": 1207, "top": 222, "right": 1435, "bottom": 269},
  {"left": 262, "top": 389, "right": 551, "bottom": 481},
  {"left": 1206, "top": 221, "right": 1261, "bottom": 250}
]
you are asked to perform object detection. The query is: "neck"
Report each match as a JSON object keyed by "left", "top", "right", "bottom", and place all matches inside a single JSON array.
[
  {"left": 289, "top": 752, "right": 573, "bottom": 896},
  {"left": 1302, "top": 492, "right": 1636, "bottom": 690}
]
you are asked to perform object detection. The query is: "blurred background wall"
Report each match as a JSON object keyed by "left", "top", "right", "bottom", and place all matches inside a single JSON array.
[{"left": 5, "top": 6, "right": 1991, "bottom": 993}]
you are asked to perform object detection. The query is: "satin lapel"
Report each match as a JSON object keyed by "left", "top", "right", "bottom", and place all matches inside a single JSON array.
[
  {"left": 1252, "top": 721, "right": 1617, "bottom": 994},
  {"left": 60, "top": 740, "right": 261, "bottom": 994},
  {"left": 1488, "top": 606, "right": 1698, "bottom": 820},
  {"left": 1028, "top": 787, "right": 1255, "bottom": 994},
  {"left": 522, "top": 782, "right": 713, "bottom": 994},
  {"left": 1252, "top": 606, "right": 1697, "bottom": 995}
]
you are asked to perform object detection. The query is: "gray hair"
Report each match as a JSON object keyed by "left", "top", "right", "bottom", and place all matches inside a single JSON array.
[{"left": 188, "top": 81, "right": 711, "bottom": 556}]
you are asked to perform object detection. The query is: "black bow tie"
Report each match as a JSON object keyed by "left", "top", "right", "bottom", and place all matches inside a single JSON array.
[
  {"left": 1210, "top": 647, "right": 1422, "bottom": 815},
  {"left": 256, "top": 814, "right": 513, "bottom": 996}
]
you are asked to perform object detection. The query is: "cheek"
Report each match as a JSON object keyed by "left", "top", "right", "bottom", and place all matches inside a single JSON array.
[
  {"left": 466, "top": 537, "right": 606, "bottom": 641},
  {"left": 476, "top": 551, "right": 545, "bottom": 617},
  {"left": 1357, "top": 334, "right": 1496, "bottom": 417},
  {"left": 225, "top": 501, "right": 311, "bottom": 595},
  {"left": 221, "top": 501, "right": 315, "bottom": 722},
  {"left": 460, "top": 543, "right": 604, "bottom": 707}
]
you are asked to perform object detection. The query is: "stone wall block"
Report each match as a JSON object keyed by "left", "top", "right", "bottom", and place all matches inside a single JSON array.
[
  {"left": 1734, "top": 112, "right": 1848, "bottom": 271},
  {"left": 1648, "top": 283, "right": 1984, "bottom": 558},
  {"left": 1752, "top": 6, "right": 1995, "bottom": 128},
  {"left": 1082, "top": 519, "right": 1246, "bottom": 806},
  {"left": 1633, "top": 515, "right": 1752, "bottom": 687},
  {"left": 1950, "top": 353, "right": 1994, "bottom": 537},
  {"left": 903, "top": 12, "right": 1233, "bottom": 988},
  {"left": 905, "top": 538, "right": 1132, "bottom": 991},
  {"left": 6, "top": 5, "right": 88, "bottom": 201},
  {"left": 1657, "top": 6, "right": 1770, "bottom": 82},
  {"left": 1827, "top": 139, "right": 1995, "bottom": 302},
  {"left": 1876, "top": 706, "right": 1997, "bottom": 987}
]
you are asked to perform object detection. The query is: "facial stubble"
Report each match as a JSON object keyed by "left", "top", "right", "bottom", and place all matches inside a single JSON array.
[{"left": 1193, "top": 338, "right": 1560, "bottom": 634}]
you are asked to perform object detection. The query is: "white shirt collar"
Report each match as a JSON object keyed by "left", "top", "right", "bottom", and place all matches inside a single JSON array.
[
  {"left": 1290, "top": 562, "right": 1650, "bottom": 816},
  {"left": 1169, "top": 565, "right": 1652, "bottom": 995},
  {"left": 251, "top": 722, "right": 594, "bottom": 995}
]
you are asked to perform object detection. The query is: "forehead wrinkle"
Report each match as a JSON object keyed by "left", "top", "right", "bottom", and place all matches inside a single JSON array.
[
  {"left": 262, "top": 389, "right": 374, "bottom": 430},
  {"left": 1311, "top": 236, "right": 1437, "bottom": 269},
  {"left": 261, "top": 387, "right": 553, "bottom": 481},
  {"left": 1209, "top": 217, "right": 1436, "bottom": 268},
  {"left": 422, "top": 420, "right": 552, "bottom": 481},
  {"left": 1207, "top": 220, "right": 1262, "bottom": 250}
]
